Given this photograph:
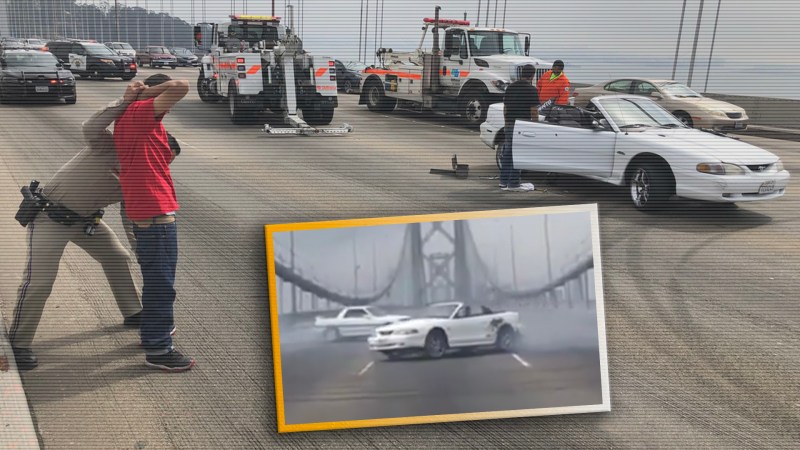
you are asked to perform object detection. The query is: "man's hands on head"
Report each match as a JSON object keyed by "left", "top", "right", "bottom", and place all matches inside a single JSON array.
[
  {"left": 123, "top": 81, "right": 146, "bottom": 102},
  {"left": 152, "top": 80, "right": 190, "bottom": 117}
]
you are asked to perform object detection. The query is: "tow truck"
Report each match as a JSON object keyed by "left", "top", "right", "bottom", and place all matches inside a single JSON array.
[
  {"left": 194, "top": 8, "right": 352, "bottom": 135},
  {"left": 359, "top": 6, "right": 553, "bottom": 127}
]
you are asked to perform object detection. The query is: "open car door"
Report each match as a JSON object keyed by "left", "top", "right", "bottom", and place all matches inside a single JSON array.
[{"left": 511, "top": 106, "right": 617, "bottom": 180}]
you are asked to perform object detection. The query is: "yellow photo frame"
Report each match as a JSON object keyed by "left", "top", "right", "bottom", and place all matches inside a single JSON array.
[{"left": 265, "top": 203, "right": 611, "bottom": 433}]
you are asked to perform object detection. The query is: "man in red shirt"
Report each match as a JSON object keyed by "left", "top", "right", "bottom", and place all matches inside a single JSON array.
[
  {"left": 536, "top": 60, "right": 571, "bottom": 108},
  {"left": 113, "top": 74, "right": 194, "bottom": 372}
]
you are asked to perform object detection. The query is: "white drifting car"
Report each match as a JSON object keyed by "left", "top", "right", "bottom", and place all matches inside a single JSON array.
[
  {"left": 314, "top": 306, "right": 411, "bottom": 342},
  {"left": 480, "top": 94, "right": 790, "bottom": 210},
  {"left": 367, "top": 302, "right": 523, "bottom": 360}
]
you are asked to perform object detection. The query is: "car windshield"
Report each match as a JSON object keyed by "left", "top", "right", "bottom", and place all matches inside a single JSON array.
[
  {"left": 599, "top": 97, "right": 686, "bottom": 129},
  {"left": 468, "top": 31, "right": 525, "bottom": 56},
  {"left": 85, "top": 44, "right": 117, "bottom": 56},
  {"left": 150, "top": 47, "right": 170, "bottom": 53},
  {"left": 118, "top": 43, "right": 134, "bottom": 50},
  {"left": 4, "top": 53, "right": 58, "bottom": 67},
  {"left": 344, "top": 61, "right": 367, "bottom": 71},
  {"left": 27, "top": 39, "right": 46, "bottom": 45},
  {"left": 364, "top": 306, "right": 387, "bottom": 316},
  {"left": 422, "top": 304, "right": 458, "bottom": 319},
  {"left": 658, "top": 82, "right": 702, "bottom": 98},
  {"left": 228, "top": 23, "right": 280, "bottom": 44},
  {"left": 172, "top": 48, "right": 192, "bottom": 56}
]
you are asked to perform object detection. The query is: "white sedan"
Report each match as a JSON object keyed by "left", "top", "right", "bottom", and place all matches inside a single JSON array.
[
  {"left": 367, "top": 302, "right": 523, "bottom": 360},
  {"left": 480, "top": 94, "right": 790, "bottom": 210}
]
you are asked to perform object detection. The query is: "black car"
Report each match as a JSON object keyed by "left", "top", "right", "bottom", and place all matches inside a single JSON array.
[
  {"left": 334, "top": 60, "right": 365, "bottom": 94},
  {"left": 0, "top": 49, "right": 76, "bottom": 104},
  {"left": 170, "top": 47, "right": 199, "bottom": 67},
  {"left": 45, "top": 40, "right": 137, "bottom": 80}
]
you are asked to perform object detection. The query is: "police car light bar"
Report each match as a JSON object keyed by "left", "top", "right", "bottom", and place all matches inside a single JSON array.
[{"left": 423, "top": 18, "right": 470, "bottom": 26}]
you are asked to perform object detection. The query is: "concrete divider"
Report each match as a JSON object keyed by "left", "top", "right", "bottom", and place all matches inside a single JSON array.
[{"left": 703, "top": 93, "right": 800, "bottom": 130}]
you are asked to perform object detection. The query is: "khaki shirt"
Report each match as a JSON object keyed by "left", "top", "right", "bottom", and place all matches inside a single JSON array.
[{"left": 41, "top": 97, "right": 136, "bottom": 249}]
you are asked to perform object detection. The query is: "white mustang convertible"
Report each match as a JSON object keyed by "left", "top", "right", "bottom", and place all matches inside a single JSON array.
[
  {"left": 480, "top": 95, "right": 790, "bottom": 210},
  {"left": 367, "top": 302, "right": 523, "bottom": 360}
]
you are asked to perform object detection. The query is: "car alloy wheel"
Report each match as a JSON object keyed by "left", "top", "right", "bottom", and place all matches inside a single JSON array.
[
  {"left": 424, "top": 331, "right": 446, "bottom": 359},
  {"left": 630, "top": 167, "right": 651, "bottom": 209}
]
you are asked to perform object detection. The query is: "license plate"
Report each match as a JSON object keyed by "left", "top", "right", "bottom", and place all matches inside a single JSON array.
[
  {"left": 35, "top": 86, "right": 49, "bottom": 93},
  {"left": 759, "top": 180, "right": 775, "bottom": 194},
  {"left": 734, "top": 121, "right": 744, "bottom": 129},
  {"left": 124, "top": 68, "right": 130, "bottom": 72}
]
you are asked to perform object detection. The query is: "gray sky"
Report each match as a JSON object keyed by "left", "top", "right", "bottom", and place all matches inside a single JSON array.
[
  {"left": 128, "top": 0, "right": 799, "bottom": 98},
  {"left": 272, "top": 211, "right": 594, "bottom": 295}
]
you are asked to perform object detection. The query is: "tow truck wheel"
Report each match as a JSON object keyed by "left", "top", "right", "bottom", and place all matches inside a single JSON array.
[
  {"left": 197, "top": 75, "right": 217, "bottom": 102},
  {"left": 303, "top": 102, "right": 334, "bottom": 126},
  {"left": 228, "top": 83, "right": 250, "bottom": 124},
  {"left": 460, "top": 89, "right": 488, "bottom": 127},
  {"left": 365, "top": 80, "right": 396, "bottom": 113}
]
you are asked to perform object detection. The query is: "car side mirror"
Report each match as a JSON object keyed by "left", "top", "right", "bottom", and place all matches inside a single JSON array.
[
  {"left": 593, "top": 119, "right": 610, "bottom": 130},
  {"left": 650, "top": 91, "right": 663, "bottom": 99},
  {"left": 460, "top": 47, "right": 468, "bottom": 60},
  {"left": 524, "top": 36, "right": 531, "bottom": 56}
]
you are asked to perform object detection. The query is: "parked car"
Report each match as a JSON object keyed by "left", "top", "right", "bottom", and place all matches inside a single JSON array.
[
  {"left": 314, "top": 306, "right": 411, "bottom": 342},
  {"left": 1, "top": 38, "right": 24, "bottom": 50},
  {"left": 367, "top": 302, "right": 523, "bottom": 360},
  {"left": 0, "top": 49, "right": 76, "bottom": 104},
  {"left": 169, "top": 47, "right": 199, "bottom": 67},
  {"left": 105, "top": 41, "right": 137, "bottom": 59},
  {"left": 46, "top": 40, "right": 137, "bottom": 80},
  {"left": 480, "top": 95, "right": 789, "bottom": 211},
  {"left": 20, "top": 39, "right": 48, "bottom": 51},
  {"left": 136, "top": 46, "right": 178, "bottom": 69},
  {"left": 334, "top": 60, "right": 365, "bottom": 94},
  {"left": 573, "top": 77, "right": 749, "bottom": 131}
]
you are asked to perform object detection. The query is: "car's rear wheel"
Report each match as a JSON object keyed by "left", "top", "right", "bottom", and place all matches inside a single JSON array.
[
  {"left": 628, "top": 162, "right": 673, "bottom": 211},
  {"left": 323, "top": 327, "right": 340, "bottom": 342},
  {"left": 424, "top": 329, "right": 447, "bottom": 359},
  {"left": 674, "top": 111, "right": 693, "bottom": 127}
]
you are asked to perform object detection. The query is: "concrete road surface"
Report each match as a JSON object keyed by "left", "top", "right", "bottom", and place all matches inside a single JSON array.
[{"left": 0, "top": 67, "right": 798, "bottom": 449}]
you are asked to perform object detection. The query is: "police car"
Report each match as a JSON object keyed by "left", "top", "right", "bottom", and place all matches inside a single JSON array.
[
  {"left": 45, "top": 40, "right": 137, "bottom": 80},
  {"left": 0, "top": 49, "right": 76, "bottom": 104}
]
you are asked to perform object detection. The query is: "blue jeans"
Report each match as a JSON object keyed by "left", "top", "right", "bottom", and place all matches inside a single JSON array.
[
  {"left": 500, "top": 123, "right": 521, "bottom": 187},
  {"left": 133, "top": 221, "right": 177, "bottom": 355}
]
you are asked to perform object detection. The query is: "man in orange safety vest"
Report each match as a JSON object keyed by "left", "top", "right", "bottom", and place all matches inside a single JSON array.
[{"left": 536, "top": 59, "right": 571, "bottom": 108}]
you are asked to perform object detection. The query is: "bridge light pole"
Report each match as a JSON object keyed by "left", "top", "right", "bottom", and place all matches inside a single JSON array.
[
  {"left": 290, "top": 231, "right": 296, "bottom": 314},
  {"left": 686, "top": 0, "right": 705, "bottom": 87}
]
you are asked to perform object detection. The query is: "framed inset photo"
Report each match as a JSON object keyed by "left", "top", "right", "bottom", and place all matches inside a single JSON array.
[{"left": 264, "top": 204, "right": 610, "bottom": 432}]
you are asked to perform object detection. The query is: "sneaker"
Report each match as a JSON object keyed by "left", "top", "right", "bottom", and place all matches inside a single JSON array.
[
  {"left": 144, "top": 349, "right": 196, "bottom": 372},
  {"left": 12, "top": 347, "right": 38, "bottom": 371},
  {"left": 503, "top": 183, "right": 535, "bottom": 192},
  {"left": 139, "top": 326, "right": 177, "bottom": 347}
]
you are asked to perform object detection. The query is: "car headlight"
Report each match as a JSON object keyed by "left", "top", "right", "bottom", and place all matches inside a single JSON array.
[
  {"left": 696, "top": 162, "right": 746, "bottom": 175},
  {"left": 99, "top": 59, "right": 115, "bottom": 64},
  {"left": 773, "top": 160, "right": 784, "bottom": 172},
  {"left": 709, "top": 110, "right": 728, "bottom": 118},
  {"left": 394, "top": 329, "right": 418, "bottom": 335},
  {"left": 492, "top": 80, "right": 510, "bottom": 91}
]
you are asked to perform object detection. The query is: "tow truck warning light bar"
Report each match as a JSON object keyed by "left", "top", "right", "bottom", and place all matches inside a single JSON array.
[
  {"left": 422, "top": 18, "right": 471, "bottom": 26},
  {"left": 229, "top": 14, "right": 281, "bottom": 21}
]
